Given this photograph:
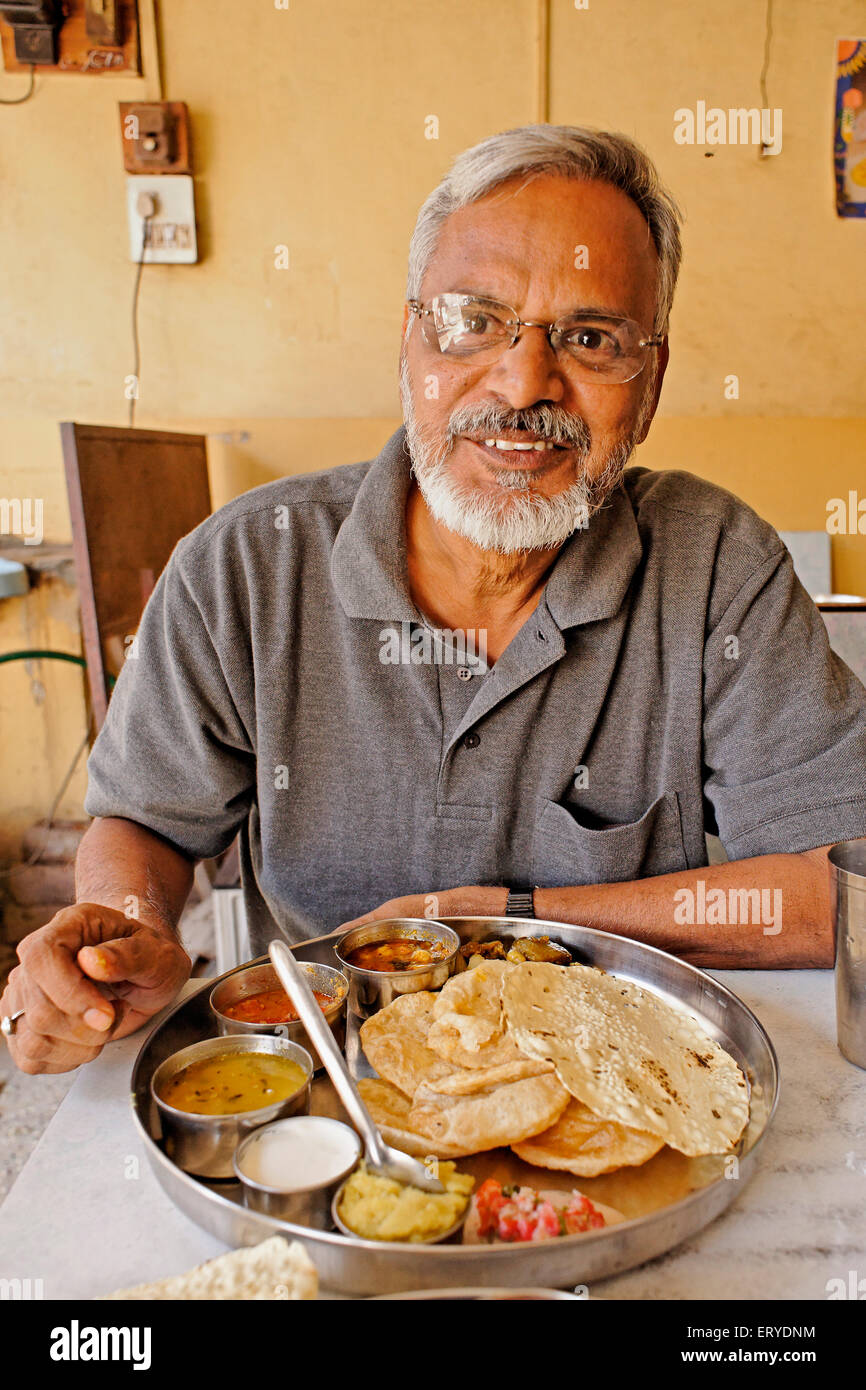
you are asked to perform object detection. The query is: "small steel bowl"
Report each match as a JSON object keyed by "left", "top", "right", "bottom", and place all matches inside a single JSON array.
[
  {"left": 331, "top": 1174, "right": 469, "bottom": 1245},
  {"left": 333, "top": 918, "right": 460, "bottom": 1019},
  {"left": 151, "top": 1034, "right": 313, "bottom": 1180},
  {"left": 234, "top": 1116, "right": 361, "bottom": 1229},
  {"left": 209, "top": 960, "right": 348, "bottom": 1070}
]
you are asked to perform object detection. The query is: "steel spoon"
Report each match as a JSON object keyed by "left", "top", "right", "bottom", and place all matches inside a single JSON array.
[{"left": 269, "top": 939, "right": 444, "bottom": 1193}]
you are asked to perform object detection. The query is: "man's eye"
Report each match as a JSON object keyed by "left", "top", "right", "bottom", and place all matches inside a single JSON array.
[
  {"left": 564, "top": 324, "right": 621, "bottom": 357},
  {"left": 572, "top": 327, "right": 606, "bottom": 350},
  {"left": 462, "top": 312, "right": 504, "bottom": 336}
]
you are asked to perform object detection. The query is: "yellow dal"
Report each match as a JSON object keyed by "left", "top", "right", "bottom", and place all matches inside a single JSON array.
[
  {"left": 159, "top": 1052, "right": 307, "bottom": 1115},
  {"left": 337, "top": 1160, "right": 474, "bottom": 1242}
]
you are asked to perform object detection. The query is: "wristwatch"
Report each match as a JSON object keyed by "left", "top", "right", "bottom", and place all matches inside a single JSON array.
[{"left": 505, "top": 888, "right": 535, "bottom": 918}]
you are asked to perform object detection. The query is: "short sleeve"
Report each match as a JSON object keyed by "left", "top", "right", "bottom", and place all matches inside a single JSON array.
[
  {"left": 83, "top": 539, "right": 256, "bottom": 860},
  {"left": 702, "top": 546, "right": 866, "bottom": 857}
]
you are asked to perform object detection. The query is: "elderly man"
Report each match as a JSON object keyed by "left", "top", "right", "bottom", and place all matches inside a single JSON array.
[{"left": 4, "top": 124, "right": 866, "bottom": 1074}]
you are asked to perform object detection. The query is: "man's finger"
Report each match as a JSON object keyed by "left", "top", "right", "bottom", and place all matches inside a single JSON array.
[
  {"left": 7, "top": 970, "right": 116, "bottom": 1046},
  {"left": 12, "top": 935, "right": 116, "bottom": 1031},
  {"left": 339, "top": 898, "right": 416, "bottom": 930},
  {"left": 78, "top": 931, "right": 175, "bottom": 988},
  {"left": 7, "top": 1025, "right": 103, "bottom": 1075}
]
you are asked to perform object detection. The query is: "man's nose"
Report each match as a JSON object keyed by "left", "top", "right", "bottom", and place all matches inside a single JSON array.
[{"left": 483, "top": 326, "right": 568, "bottom": 409}]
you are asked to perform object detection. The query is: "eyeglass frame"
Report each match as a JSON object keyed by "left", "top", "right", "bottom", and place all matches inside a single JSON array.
[{"left": 406, "top": 291, "right": 664, "bottom": 384}]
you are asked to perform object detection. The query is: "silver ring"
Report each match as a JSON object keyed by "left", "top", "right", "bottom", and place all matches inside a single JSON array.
[{"left": 1, "top": 1010, "right": 25, "bottom": 1037}]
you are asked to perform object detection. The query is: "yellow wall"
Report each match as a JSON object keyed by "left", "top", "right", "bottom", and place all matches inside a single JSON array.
[
  {"left": 0, "top": 580, "right": 88, "bottom": 861},
  {"left": 2, "top": 0, "right": 865, "bottom": 848}
]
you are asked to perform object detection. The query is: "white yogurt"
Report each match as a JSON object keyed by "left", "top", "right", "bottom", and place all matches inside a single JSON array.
[{"left": 238, "top": 1116, "right": 360, "bottom": 1191}]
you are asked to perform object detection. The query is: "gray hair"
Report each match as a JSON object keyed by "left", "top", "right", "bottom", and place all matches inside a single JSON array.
[{"left": 406, "top": 124, "right": 683, "bottom": 335}]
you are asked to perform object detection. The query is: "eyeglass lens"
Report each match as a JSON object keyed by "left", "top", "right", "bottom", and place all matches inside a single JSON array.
[{"left": 421, "top": 293, "right": 652, "bottom": 382}]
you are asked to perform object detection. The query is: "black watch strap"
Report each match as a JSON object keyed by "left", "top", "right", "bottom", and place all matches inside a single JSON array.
[{"left": 505, "top": 888, "right": 535, "bottom": 918}]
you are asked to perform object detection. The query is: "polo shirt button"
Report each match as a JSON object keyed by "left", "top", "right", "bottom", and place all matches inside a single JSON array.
[
  {"left": 536, "top": 629, "right": 547, "bottom": 641},
  {"left": 463, "top": 731, "right": 480, "bottom": 748},
  {"left": 456, "top": 666, "right": 473, "bottom": 681}
]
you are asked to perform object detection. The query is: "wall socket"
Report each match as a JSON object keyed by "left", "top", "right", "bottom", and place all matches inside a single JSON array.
[
  {"left": 119, "top": 102, "right": 192, "bottom": 176},
  {"left": 125, "top": 174, "right": 197, "bottom": 264}
]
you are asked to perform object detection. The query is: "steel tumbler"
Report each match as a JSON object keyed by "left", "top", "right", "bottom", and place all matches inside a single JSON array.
[{"left": 829, "top": 838, "right": 866, "bottom": 1070}]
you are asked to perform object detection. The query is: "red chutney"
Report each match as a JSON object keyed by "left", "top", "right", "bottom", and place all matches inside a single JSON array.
[
  {"left": 473, "top": 1178, "right": 606, "bottom": 1243},
  {"left": 223, "top": 987, "right": 335, "bottom": 1025}
]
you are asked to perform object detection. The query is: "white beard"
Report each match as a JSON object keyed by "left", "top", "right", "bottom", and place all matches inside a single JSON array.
[{"left": 399, "top": 352, "right": 648, "bottom": 555}]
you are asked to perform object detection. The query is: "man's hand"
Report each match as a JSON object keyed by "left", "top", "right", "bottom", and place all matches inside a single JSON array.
[
  {"left": 0, "top": 903, "right": 191, "bottom": 1074},
  {"left": 340, "top": 884, "right": 510, "bottom": 929}
]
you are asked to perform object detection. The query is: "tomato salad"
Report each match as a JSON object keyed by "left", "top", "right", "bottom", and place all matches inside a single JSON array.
[{"left": 471, "top": 1178, "right": 607, "bottom": 1243}]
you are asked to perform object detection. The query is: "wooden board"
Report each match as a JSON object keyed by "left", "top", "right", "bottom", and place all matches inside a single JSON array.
[
  {"left": 0, "top": 0, "right": 140, "bottom": 76},
  {"left": 60, "top": 422, "right": 211, "bottom": 728}
]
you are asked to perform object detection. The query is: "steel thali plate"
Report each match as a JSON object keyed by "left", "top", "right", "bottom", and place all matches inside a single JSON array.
[{"left": 130, "top": 917, "right": 779, "bottom": 1298}]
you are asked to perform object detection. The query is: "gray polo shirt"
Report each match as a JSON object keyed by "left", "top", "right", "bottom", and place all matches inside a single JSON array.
[{"left": 84, "top": 426, "right": 866, "bottom": 954}]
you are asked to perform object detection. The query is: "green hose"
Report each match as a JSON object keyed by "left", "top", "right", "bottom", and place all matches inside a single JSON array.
[{"left": 0, "top": 649, "right": 116, "bottom": 687}]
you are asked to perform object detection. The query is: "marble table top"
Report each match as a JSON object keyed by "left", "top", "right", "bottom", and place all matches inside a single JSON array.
[{"left": 0, "top": 970, "right": 864, "bottom": 1301}]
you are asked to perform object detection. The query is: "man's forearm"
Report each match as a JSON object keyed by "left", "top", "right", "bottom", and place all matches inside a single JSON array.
[
  {"left": 533, "top": 845, "right": 835, "bottom": 968},
  {"left": 75, "top": 817, "right": 196, "bottom": 939}
]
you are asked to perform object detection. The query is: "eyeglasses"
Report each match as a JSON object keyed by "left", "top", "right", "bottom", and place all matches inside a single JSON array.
[{"left": 407, "top": 292, "right": 663, "bottom": 384}]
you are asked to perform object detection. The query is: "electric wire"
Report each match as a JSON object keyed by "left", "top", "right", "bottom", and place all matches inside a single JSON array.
[
  {"left": 129, "top": 215, "right": 153, "bottom": 428},
  {"left": 0, "top": 63, "right": 35, "bottom": 104}
]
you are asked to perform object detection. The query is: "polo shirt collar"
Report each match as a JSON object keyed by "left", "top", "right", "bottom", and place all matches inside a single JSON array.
[
  {"left": 331, "top": 425, "right": 643, "bottom": 629},
  {"left": 331, "top": 426, "right": 418, "bottom": 622},
  {"left": 543, "top": 479, "right": 644, "bottom": 629}
]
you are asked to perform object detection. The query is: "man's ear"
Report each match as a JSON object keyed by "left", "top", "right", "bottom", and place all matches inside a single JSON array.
[{"left": 636, "top": 337, "right": 669, "bottom": 444}]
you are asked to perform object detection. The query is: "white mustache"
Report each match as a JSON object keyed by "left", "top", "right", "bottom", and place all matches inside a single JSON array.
[{"left": 447, "top": 408, "right": 592, "bottom": 453}]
